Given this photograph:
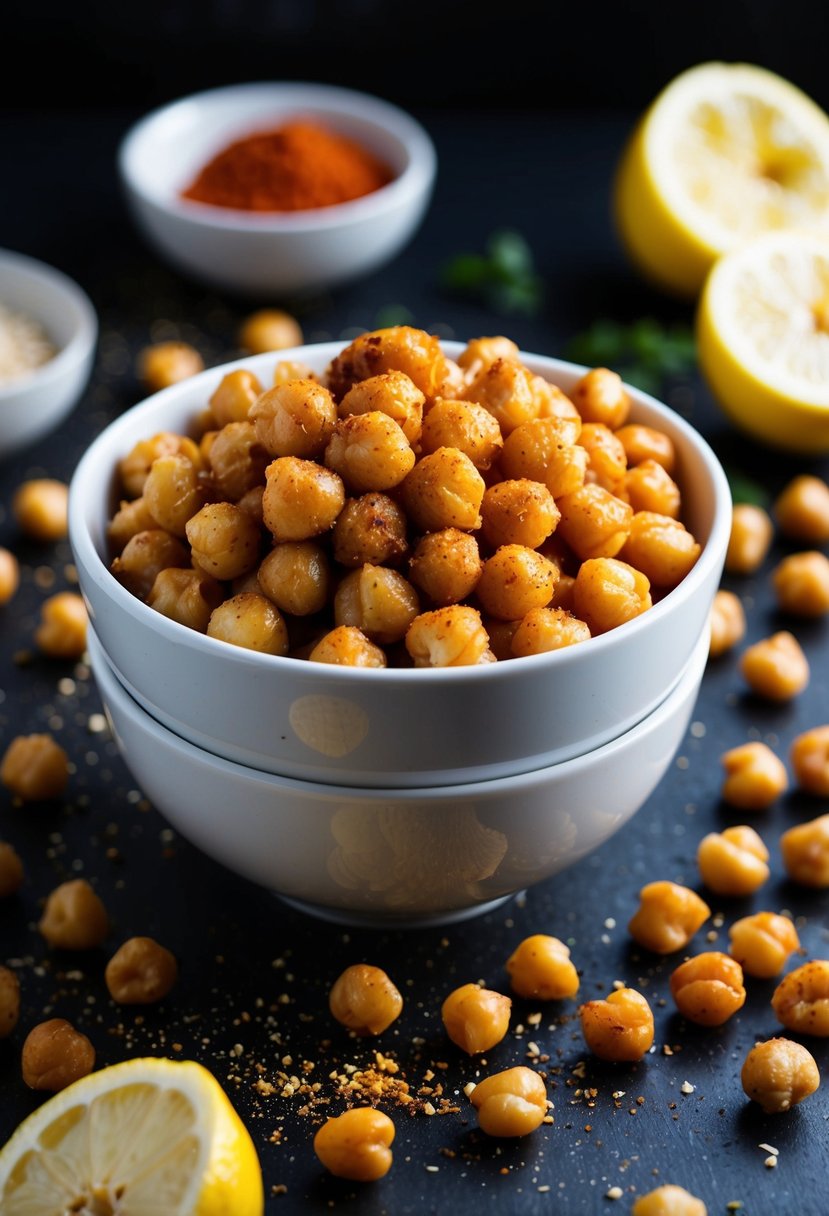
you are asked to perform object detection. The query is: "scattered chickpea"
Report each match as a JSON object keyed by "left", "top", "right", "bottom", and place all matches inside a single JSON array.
[
  {"left": 780, "top": 813, "right": 829, "bottom": 887},
  {"left": 506, "top": 934, "right": 579, "bottom": 1000},
  {"left": 708, "top": 589, "right": 746, "bottom": 658},
  {"left": 12, "top": 478, "right": 68, "bottom": 541},
  {"left": 34, "top": 591, "right": 88, "bottom": 659},
  {"left": 628, "top": 881, "right": 710, "bottom": 954},
  {"left": 0, "top": 546, "right": 20, "bottom": 603},
  {"left": 725, "top": 503, "right": 773, "bottom": 574},
  {"left": 697, "top": 825, "right": 770, "bottom": 897},
  {"left": 772, "top": 551, "right": 829, "bottom": 616},
  {"left": 669, "top": 951, "right": 746, "bottom": 1026},
  {"left": 0, "top": 841, "right": 24, "bottom": 898},
  {"left": 740, "top": 631, "right": 809, "bottom": 701},
  {"left": 790, "top": 725, "right": 829, "bottom": 797},
  {"left": 441, "top": 983, "right": 511, "bottom": 1054},
  {"left": 0, "top": 733, "right": 69, "bottom": 801},
  {"left": 105, "top": 936, "right": 178, "bottom": 1004},
  {"left": 729, "top": 912, "right": 800, "bottom": 979},
  {"left": 741, "top": 1037, "right": 820, "bottom": 1113},
  {"left": 138, "top": 340, "right": 204, "bottom": 391},
  {"left": 21, "top": 1018, "right": 96, "bottom": 1092},
  {"left": 239, "top": 309, "right": 303, "bottom": 354},
  {"left": 468, "top": 1066, "right": 548, "bottom": 1137},
  {"left": 632, "top": 1185, "right": 707, "bottom": 1216},
  {"left": 0, "top": 965, "right": 20, "bottom": 1038},
  {"left": 774, "top": 474, "right": 829, "bottom": 543},
  {"left": 328, "top": 964, "right": 403, "bottom": 1035},
  {"left": 39, "top": 878, "right": 109, "bottom": 950},
  {"left": 313, "top": 1107, "right": 394, "bottom": 1181},
  {"left": 579, "top": 987, "right": 654, "bottom": 1061},
  {"left": 771, "top": 960, "right": 829, "bottom": 1036},
  {"left": 719, "top": 741, "right": 788, "bottom": 810}
]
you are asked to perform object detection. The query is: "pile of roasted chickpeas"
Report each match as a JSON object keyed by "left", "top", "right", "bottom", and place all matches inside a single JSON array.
[{"left": 107, "top": 326, "right": 705, "bottom": 667}]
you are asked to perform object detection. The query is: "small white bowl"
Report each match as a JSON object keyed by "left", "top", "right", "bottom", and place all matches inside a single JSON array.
[
  {"left": 69, "top": 340, "right": 729, "bottom": 788},
  {"left": 0, "top": 248, "right": 97, "bottom": 459},
  {"left": 89, "top": 622, "right": 708, "bottom": 927},
  {"left": 118, "top": 82, "right": 437, "bottom": 295}
]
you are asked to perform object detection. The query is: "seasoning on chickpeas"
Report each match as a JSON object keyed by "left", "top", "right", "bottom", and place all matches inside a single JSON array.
[
  {"left": 34, "top": 591, "right": 88, "bottom": 659},
  {"left": 697, "top": 825, "right": 770, "bottom": 897},
  {"left": 579, "top": 987, "right": 654, "bottom": 1061},
  {"left": 774, "top": 474, "right": 829, "bottom": 543},
  {"left": 138, "top": 340, "right": 204, "bottom": 392},
  {"left": 725, "top": 503, "right": 773, "bottom": 574},
  {"left": 771, "top": 959, "right": 829, "bottom": 1036},
  {"left": 12, "top": 478, "right": 69, "bottom": 542},
  {"left": 313, "top": 1107, "right": 394, "bottom": 1181},
  {"left": 708, "top": 589, "right": 746, "bottom": 658},
  {"left": 669, "top": 951, "right": 746, "bottom": 1026},
  {"left": 741, "top": 1037, "right": 820, "bottom": 1113},
  {"left": 728, "top": 912, "right": 800, "bottom": 979},
  {"left": 207, "top": 593, "right": 289, "bottom": 656},
  {"left": 405, "top": 605, "right": 493, "bottom": 667},
  {"left": 632, "top": 1185, "right": 707, "bottom": 1216},
  {"left": 506, "top": 934, "right": 579, "bottom": 1000},
  {"left": 0, "top": 965, "right": 21, "bottom": 1038},
  {"left": 780, "top": 813, "right": 829, "bottom": 887},
  {"left": 21, "top": 1018, "right": 96, "bottom": 1092},
  {"left": 468, "top": 1065, "right": 548, "bottom": 1137},
  {"left": 111, "top": 529, "right": 189, "bottom": 600},
  {"left": 38, "top": 878, "right": 109, "bottom": 950},
  {"left": 208, "top": 368, "right": 263, "bottom": 426},
  {"left": 308, "top": 625, "right": 387, "bottom": 667},
  {"left": 147, "top": 567, "right": 224, "bottom": 633},
  {"left": 238, "top": 308, "right": 303, "bottom": 355},
  {"left": 0, "top": 546, "right": 20, "bottom": 604},
  {"left": 334, "top": 564, "right": 420, "bottom": 644},
  {"left": 250, "top": 379, "right": 337, "bottom": 459},
  {"left": 328, "top": 963, "right": 403, "bottom": 1036},
  {"left": 0, "top": 733, "right": 69, "bottom": 801},
  {"left": 0, "top": 841, "right": 24, "bottom": 898},
  {"left": 510, "top": 606, "right": 591, "bottom": 656},
  {"left": 105, "top": 936, "right": 178, "bottom": 1004},
  {"left": 790, "top": 725, "right": 829, "bottom": 797},
  {"left": 570, "top": 366, "right": 630, "bottom": 429},
  {"left": 476, "top": 544, "right": 559, "bottom": 621},
  {"left": 333, "top": 493, "right": 409, "bottom": 570},
  {"left": 408, "top": 528, "right": 481, "bottom": 606},
  {"left": 620, "top": 511, "right": 701, "bottom": 588},
  {"left": 772, "top": 550, "right": 829, "bottom": 616},
  {"left": 719, "top": 741, "right": 788, "bottom": 810},
  {"left": 441, "top": 982, "right": 511, "bottom": 1054},
  {"left": 739, "top": 630, "right": 810, "bottom": 701},
  {"left": 627, "top": 881, "right": 710, "bottom": 954}
]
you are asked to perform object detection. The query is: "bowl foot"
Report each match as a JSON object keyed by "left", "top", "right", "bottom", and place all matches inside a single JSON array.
[{"left": 275, "top": 891, "right": 522, "bottom": 930}]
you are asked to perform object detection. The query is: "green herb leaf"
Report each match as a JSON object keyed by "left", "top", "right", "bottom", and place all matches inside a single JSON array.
[
  {"left": 566, "top": 317, "right": 696, "bottom": 392},
  {"left": 440, "top": 230, "right": 545, "bottom": 317},
  {"left": 723, "top": 465, "right": 770, "bottom": 507}
]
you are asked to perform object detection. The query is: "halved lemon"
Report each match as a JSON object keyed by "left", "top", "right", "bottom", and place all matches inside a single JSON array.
[
  {"left": 697, "top": 228, "right": 829, "bottom": 452},
  {"left": 0, "top": 1057, "right": 264, "bottom": 1215},
  {"left": 614, "top": 62, "right": 829, "bottom": 297}
]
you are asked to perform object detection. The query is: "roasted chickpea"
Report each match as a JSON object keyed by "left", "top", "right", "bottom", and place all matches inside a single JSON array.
[
  {"left": 531, "top": 376, "right": 581, "bottom": 423},
  {"left": 258, "top": 541, "right": 330, "bottom": 616},
  {"left": 708, "top": 589, "right": 746, "bottom": 658},
  {"left": 697, "top": 825, "right": 770, "bottom": 896},
  {"left": 12, "top": 478, "right": 68, "bottom": 541},
  {"left": 0, "top": 966, "right": 20, "bottom": 1038},
  {"left": 741, "top": 1037, "right": 820, "bottom": 1113},
  {"left": 549, "top": 571, "right": 577, "bottom": 614},
  {"left": 38, "top": 878, "right": 109, "bottom": 950},
  {"left": 464, "top": 357, "right": 539, "bottom": 435},
  {"left": 780, "top": 813, "right": 829, "bottom": 887},
  {"left": 107, "top": 497, "right": 158, "bottom": 553},
  {"left": 0, "top": 546, "right": 20, "bottom": 604},
  {"left": 1, "top": 733, "right": 69, "bottom": 801},
  {"left": 324, "top": 411, "right": 415, "bottom": 493},
  {"left": 632, "top": 1185, "right": 706, "bottom": 1216},
  {"left": 208, "top": 420, "right": 269, "bottom": 501},
  {"left": 728, "top": 912, "right": 800, "bottom": 979},
  {"left": 339, "top": 371, "right": 424, "bottom": 445},
  {"left": 628, "top": 881, "right": 710, "bottom": 954},
  {"left": 308, "top": 626, "right": 387, "bottom": 667},
  {"left": 208, "top": 368, "right": 263, "bottom": 425},
  {"left": 623, "top": 459, "right": 682, "bottom": 518},
  {"left": 262, "top": 456, "right": 345, "bottom": 542},
  {"left": 334, "top": 564, "right": 420, "bottom": 644},
  {"left": 500, "top": 417, "right": 584, "bottom": 488},
  {"left": 725, "top": 503, "right": 773, "bottom": 574},
  {"left": 774, "top": 474, "right": 829, "bottom": 543},
  {"left": 669, "top": 951, "right": 746, "bottom": 1025},
  {"left": 570, "top": 367, "right": 630, "bottom": 429},
  {"left": 506, "top": 934, "right": 579, "bottom": 1000},
  {"left": 34, "top": 591, "right": 88, "bottom": 659},
  {"left": 408, "top": 529, "right": 482, "bottom": 606},
  {"left": 118, "top": 433, "right": 201, "bottom": 499},
  {"left": 186, "top": 501, "right": 261, "bottom": 580},
  {"left": 147, "top": 567, "right": 224, "bottom": 633},
  {"left": 573, "top": 556, "right": 652, "bottom": 635},
  {"left": 406, "top": 605, "right": 494, "bottom": 667},
  {"left": 441, "top": 982, "right": 511, "bottom": 1054},
  {"left": 720, "top": 741, "right": 788, "bottom": 810},
  {"left": 620, "top": 512, "right": 701, "bottom": 588},
  {"left": 483, "top": 616, "right": 522, "bottom": 661},
  {"left": 740, "top": 631, "right": 810, "bottom": 701},
  {"left": 273, "top": 359, "right": 317, "bottom": 386},
  {"left": 329, "top": 963, "right": 403, "bottom": 1035},
  {"left": 557, "top": 484, "right": 633, "bottom": 561},
  {"left": 480, "top": 479, "right": 560, "bottom": 550},
  {"left": 579, "top": 987, "right": 653, "bottom": 1061},
  {"left": 791, "top": 725, "right": 829, "bottom": 797},
  {"left": 326, "top": 326, "right": 453, "bottom": 401},
  {"left": 615, "top": 424, "right": 676, "bottom": 473},
  {"left": 420, "top": 398, "right": 504, "bottom": 469},
  {"left": 111, "top": 529, "right": 189, "bottom": 599},
  {"left": 580, "top": 422, "right": 628, "bottom": 491},
  {"left": 207, "top": 593, "right": 289, "bottom": 655},
  {"left": 250, "top": 379, "right": 337, "bottom": 459},
  {"left": 457, "top": 335, "right": 520, "bottom": 379},
  {"left": 772, "top": 960, "right": 829, "bottom": 1035},
  {"left": 0, "top": 841, "right": 24, "bottom": 898},
  {"left": 313, "top": 1108, "right": 394, "bottom": 1182},
  {"left": 105, "top": 936, "right": 178, "bottom": 1004},
  {"left": 332, "top": 493, "right": 408, "bottom": 569},
  {"left": 238, "top": 308, "right": 303, "bottom": 354},
  {"left": 138, "top": 340, "right": 203, "bottom": 391},
  {"left": 469, "top": 1066, "right": 548, "bottom": 1137},
  {"left": 476, "top": 545, "right": 558, "bottom": 621},
  {"left": 772, "top": 550, "right": 829, "bottom": 616},
  {"left": 401, "top": 446, "right": 485, "bottom": 532},
  {"left": 143, "top": 453, "right": 206, "bottom": 536},
  {"left": 22, "top": 1018, "right": 95, "bottom": 1092},
  {"left": 510, "top": 607, "right": 591, "bottom": 656}
]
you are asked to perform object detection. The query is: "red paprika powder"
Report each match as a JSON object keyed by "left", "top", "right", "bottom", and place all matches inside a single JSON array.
[{"left": 181, "top": 120, "right": 394, "bottom": 212}]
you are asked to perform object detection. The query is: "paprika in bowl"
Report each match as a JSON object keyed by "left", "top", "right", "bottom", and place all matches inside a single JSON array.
[{"left": 118, "top": 82, "right": 437, "bottom": 295}]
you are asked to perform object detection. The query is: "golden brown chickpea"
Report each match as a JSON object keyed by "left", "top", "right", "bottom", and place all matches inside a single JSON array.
[
  {"left": 107, "top": 496, "right": 158, "bottom": 553},
  {"left": 208, "top": 368, "right": 263, "bottom": 425},
  {"left": 1, "top": 734, "right": 69, "bottom": 801},
  {"left": 578, "top": 987, "right": 653, "bottom": 1061},
  {"left": 772, "top": 960, "right": 829, "bottom": 1035},
  {"left": 791, "top": 725, "right": 829, "bottom": 797},
  {"left": 570, "top": 367, "right": 630, "bottom": 429},
  {"left": 741, "top": 1037, "right": 820, "bottom": 1114},
  {"left": 628, "top": 881, "right": 710, "bottom": 954},
  {"left": 138, "top": 340, "right": 204, "bottom": 391},
  {"left": 620, "top": 511, "right": 701, "bottom": 588},
  {"left": 0, "top": 966, "right": 20, "bottom": 1038},
  {"left": 476, "top": 545, "right": 558, "bottom": 621},
  {"left": 143, "top": 453, "right": 206, "bottom": 536},
  {"left": 408, "top": 529, "right": 482, "bottom": 607},
  {"left": 697, "top": 825, "right": 770, "bottom": 896},
  {"left": 401, "top": 447, "right": 485, "bottom": 533},
  {"left": 262, "top": 456, "right": 345, "bottom": 543},
  {"left": 334, "top": 564, "right": 420, "bottom": 644},
  {"left": 441, "top": 982, "right": 511, "bottom": 1054},
  {"left": 239, "top": 308, "right": 303, "bottom": 354},
  {"left": 615, "top": 424, "right": 676, "bottom": 473},
  {"left": 480, "top": 479, "right": 560, "bottom": 550},
  {"left": 774, "top": 474, "right": 829, "bottom": 543},
  {"left": 38, "top": 878, "right": 109, "bottom": 950},
  {"left": 557, "top": 484, "right": 633, "bottom": 561},
  {"left": 0, "top": 546, "right": 20, "bottom": 604},
  {"left": 329, "top": 963, "right": 403, "bottom": 1035},
  {"left": 728, "top": 912, "right": 800, "bottom": 979},
  {"left": 772, "top": 551, "right": 829, "bottom": 616},
  {"left": 580, "top": 422, "right": 628, "bottom": 491},
  {"left": 463, "top": 357, "right": 539, "bottom": 435},
  {"left": 12, "top": 478, "right": 69, "bottom": 541},
  {"left": 332, "top": 493, "right": 408, "bottom": 569},
  {"left": 326, "top": 326, "right": 452, "bottom": 401},
  {"left": 531, "top": 376, "right": 581, "bottom": 423},
  {"left": 669, "top": 951, "right": 746, "bottom": 1026},
  {"left": 324, "top": 411, "right": 415, "bottom": 493},
  {"left": 632, "top": 1185, "right": 707, "bottom": 1216},
  {"left": 313, "top": 1108, "right": 394, "bottom": 1182},
  {"left": 258, "top": 541, "right": 330, "bottom": 616},
  {"left": 22, "top": 1018, "right": 95, "bottom": 1092},
  {"left": 250, "top": 379, "right": 337, "bottom": 459},
  {"left": 308, "top": 626, "right": 387, "bottom": 667},
  {"left": 186, "top": 502, "right": 261, "bottom": 581},
  {"left": 720, "top": 741, "right": 788, "bottom": 810},
  {"left": 339, "top": 371, "right": 425, "bottom": 445},
  {"left": 780, "top": 813, "right": 829, "bottom": 887},
  {"left": 623, "top": 458, "right": 682, "bottom": 518},
  {"left": 208, "top": 420, "right": 269, "bottom": 502},
  {"left": 207, "top": 593, "right": 289, "bottom": 656},
  {"left": 469, "top": 1066, "right": 548, "bottom": 1137},
  {"left": 105, "top": 936, "right": 178, "bottom": 1004},
  {"left": 549, "top": 570, "right": 578, "bottom": 614},
  {"left": 457, "top": 335, "right": 520, "bottom": 379},
  {"left": 147, "top": 567, "right": 224, "bottom": 633},
  {"left": 506, "top": 934, "right": 579, "bottom": 1000},
  {"left": 500, "top": 414, "right": 583, "bottom": 477},
  {"left": 236, "top": 485, "right": 265, "bottom": 525},
  {"left": 708, "top": 589, "right": 746, "bottom": 658},
  {"left": 111, "top": 529, "right": 189, "bottom": 599},
  {"left": 572, "top": 556, "right": 652, "bottom": 635},
  {"left": 419, "top": 398, "right": 504, "bottom": 469},
  {"left": 510, "top": 607, "right": 591, "bottom": 656},
  {"left": 725, "top": 503, "right": 773, "bottom": 574},
  {"left": 740, "top": 631, "right": 810, "bottom": 701},
  {"left": 0, "top": 841, "right": 24, "bottom": 898},
  {"left": 34, "top": 591, "right": 88, "bottom": 659},
  {"left": 483, "top": 617, "right": 522, "bottom": 661},
  {"left": 273, "top": 359, "right": 318, "bottom": 386},
  {"left": 118, "top": 433, "right": 202, "bottom": 499}
]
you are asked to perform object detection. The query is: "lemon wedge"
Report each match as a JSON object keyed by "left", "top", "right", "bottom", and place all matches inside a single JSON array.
[
  {"left": 0, "top": 1057, "right": 264, "bottom": 1216},
  {"left": 697, "top": 228, "right": 829, "bottom": 452},
  {"left": 614, "top": 62, "right": 829, "bottom": 297}
]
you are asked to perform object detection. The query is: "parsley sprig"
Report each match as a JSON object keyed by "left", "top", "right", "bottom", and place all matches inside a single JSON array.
[
  {"left": 441, "top": 230, "right": 545, "bottom": 317},
  {"left": 566, "top": 317, "right": 696, "bottom": 399}
]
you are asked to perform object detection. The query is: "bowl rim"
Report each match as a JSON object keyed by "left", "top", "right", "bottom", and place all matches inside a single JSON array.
[
  {"left": 118, "top": 80, "right": 437, "bottom": 233},
  {"left": 0, "top": 246, "right": 98, "bottom": 405}
]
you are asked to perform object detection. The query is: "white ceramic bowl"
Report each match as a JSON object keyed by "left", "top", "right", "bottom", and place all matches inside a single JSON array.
[
  {"left": 89, "top": 622, "right": 708, "bottom": 927},
  {"left": 69, "top": 341, "right": 730, "bottom": 788},
  {"left": 0, "top": 248, "right": 97, "bottom": 459},
  {"left": 118, "top": 82, "right": 437, "bottom": 295}
]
